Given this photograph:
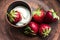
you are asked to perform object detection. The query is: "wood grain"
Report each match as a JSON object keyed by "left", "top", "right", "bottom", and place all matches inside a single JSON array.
[{"left": 0, "top": 0, "right": 60, "bottom": 40}]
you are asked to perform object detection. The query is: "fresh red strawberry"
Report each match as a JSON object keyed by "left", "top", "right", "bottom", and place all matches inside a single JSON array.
[
  {"left": 14, "top": 11, "right": 21, "bottom": 23},
  {"left": 39, "top": 24, "right": 51, "bottom": 37},
  {"left": 32, "top": 8, "right": 45, "bottom": 23},
  {"left": 24, "top": 22, "right": 39, "bottom": 35},
  {"left": 7, "top": 10, "right": 22, "bottom": 23},
  {"left": 44, "top": 9, "right": 59, "bottom": 23}
]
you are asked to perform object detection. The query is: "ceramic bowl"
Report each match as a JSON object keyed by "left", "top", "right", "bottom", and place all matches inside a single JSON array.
[{"left": 6, "top": 1, "right": 32, "bottom": 28}]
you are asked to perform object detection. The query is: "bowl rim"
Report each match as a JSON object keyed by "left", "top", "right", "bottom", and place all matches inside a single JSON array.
[{"left": 6, "top": 1, "right": 32, "bottom": 28}]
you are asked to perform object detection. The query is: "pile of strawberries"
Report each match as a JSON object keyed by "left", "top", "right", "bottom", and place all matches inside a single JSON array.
[
  {"left": 24, "top": 8, "right": 59, "bottom": 37},
  {"left": 7, "top": 8, "right": 59, "bottom": 37}
]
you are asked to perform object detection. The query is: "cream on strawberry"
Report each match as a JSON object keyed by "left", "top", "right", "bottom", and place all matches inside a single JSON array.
[{"left": 13, "top": 6, "right": 31, "bottom": 27}]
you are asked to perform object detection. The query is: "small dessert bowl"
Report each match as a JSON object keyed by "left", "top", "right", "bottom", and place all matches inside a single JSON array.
[{"left": 6, "top": 1, "right": 32, "bottom": 28}]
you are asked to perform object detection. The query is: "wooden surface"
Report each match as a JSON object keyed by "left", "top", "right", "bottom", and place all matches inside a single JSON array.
[{"left": 0, "top": 0, "right": 60, "bottom": 40}]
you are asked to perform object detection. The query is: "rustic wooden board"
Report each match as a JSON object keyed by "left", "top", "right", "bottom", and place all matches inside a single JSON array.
[{"left": 0, "top": 0, "right": 60, "bottom": 40}]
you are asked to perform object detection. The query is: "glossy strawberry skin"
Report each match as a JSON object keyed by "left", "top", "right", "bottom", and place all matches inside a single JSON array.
[
  {"left": 44, "top": 9, "right": 59, "bottom": 23},
  {"left": 33, "top": 9, "right": 45, "bottom": 23},
  {"left": 14, "top": 11, "right": 21, "bottom": 23},
  {"left": 44, "top": 11, "right": 53, "bottom": 23},
  {"left": 39, "top": 24, "right": 51, "bottom": 37},
  {"left": 29, "top": 22, "right": 39, "bottom": 33},
  {"left": 24, "top": 22, "right": 39, "bottom": 35}
]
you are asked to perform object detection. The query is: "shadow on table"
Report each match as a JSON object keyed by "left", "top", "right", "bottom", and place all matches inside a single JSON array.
[{"left": 5, "top": 20, "right": 58, "bottom": 40}]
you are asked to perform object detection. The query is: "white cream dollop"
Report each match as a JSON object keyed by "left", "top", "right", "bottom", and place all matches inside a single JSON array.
[{"left": 13, "top": 6, "right": 31, "bottom": 27}]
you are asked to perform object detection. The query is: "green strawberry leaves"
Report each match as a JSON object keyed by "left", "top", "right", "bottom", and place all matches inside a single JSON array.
[
  {"left": 7, "top": 10, "right": 16, "bottom": 23},
  {"left": 42, "top": 28, "right": 51, "bottom": 37},
  {"left": 7, "top": 13, "right": 14, "bottom": 23},
  {"left": 50, "top": 9, "right": 59, "bottom": 20},
  {"left": 32, "top": 8, "right": 41, "bottom": 16},
  {"left": 10, "top": 10, "right": 16, "bottom": 17},
  {"left": 24, "top": 26, "right": 36, "bottom": 35}
]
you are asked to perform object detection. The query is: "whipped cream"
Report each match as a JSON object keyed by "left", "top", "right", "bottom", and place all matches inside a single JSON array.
[{"left": 13, "top": 6, "right": 31, "bottom": 27}]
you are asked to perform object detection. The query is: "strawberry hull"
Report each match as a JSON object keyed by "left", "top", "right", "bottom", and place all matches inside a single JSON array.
[
  {"left": 39, "top": 24, "right": 51, "bottom": 37},
  {"left": 44, "top": 9, "right": 59, "bottom": 23},
  {"left": 7, "top": 10, "right": 22, "bottom": 24},
  {"left": 24, "top": 22, "right": 39, "bottom": 35},
  {"left": 14, "top": 11, "right": 22, "bottom": 23},
  {"left": 32, "top": 9, "right": 45, "bottom": 23}
]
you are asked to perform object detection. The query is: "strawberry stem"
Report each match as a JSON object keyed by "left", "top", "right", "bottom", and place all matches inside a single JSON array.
[
  {"left": 7, "top": 14, "right": 14, "bottom": 22},
  {"left": 32, "top": 8, "right": 41, "bottom": 16},
  {"left": 50, "top": 9, "right": 59, "bottom": 20},
  {"left": 24, "top": 26, "right": 34, "bottom": 35},
  {"left": 42, "top": 28, "right": 51, "bottom": 37}
]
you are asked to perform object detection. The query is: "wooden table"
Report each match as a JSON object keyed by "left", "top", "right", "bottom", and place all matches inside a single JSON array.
[{"left": 0, "top": 0, "right": 60, "bottom": 40}]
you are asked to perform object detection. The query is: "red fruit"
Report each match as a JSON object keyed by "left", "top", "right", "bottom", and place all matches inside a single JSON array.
[
  {"left": 39, "top": 24, "right": 51, "bottom": 37},
  {"left": 24, "top": 22, "right": 39, "bottom": 35},
  {"left": 14, "top": 11, "right": 21, "bottom": 23},
  {"left": 32, "top": 8, "right": 45, "bottom": 23},
  {"left": 8, "top": 10, "right": 22, "bottom": 23},
  {"left": 29, "top": 22, "right": 39, "bottom": 33},
  {"left": 44, "top": 9, "right": 59, "bottom": 23}
]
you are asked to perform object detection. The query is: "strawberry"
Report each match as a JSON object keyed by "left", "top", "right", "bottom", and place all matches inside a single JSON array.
[
  {"left": 44, "top": 9, "right": 59, "bottom": 23},
  {"left": 24, "top": 22, "right": 39, "bottom": 35},
  {"left": 39, "top": 24, "right": 51, "bottom": 37},
  {"left": 7, "top": 10, "right": 22, "bottom": 23},
  {"left": 32, "top": 8, "right": 45, "bottom": 23}
]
